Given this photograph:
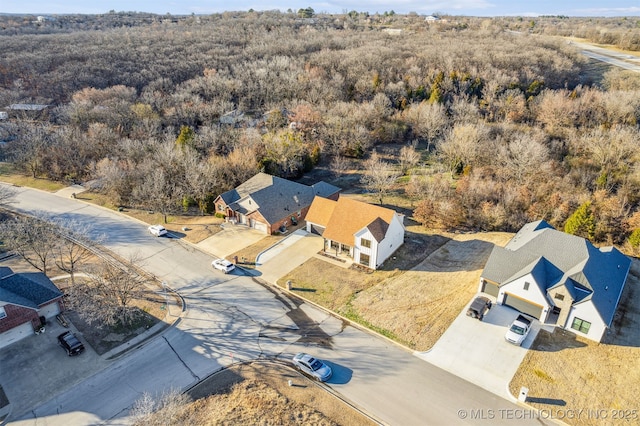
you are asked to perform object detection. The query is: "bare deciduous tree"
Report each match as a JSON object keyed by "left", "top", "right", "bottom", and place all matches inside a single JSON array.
[
  {"left": 54, "top": 219, "right": 103, "bottom": 286},
  {"left": 398, "top": 145, "right": 420, "bottom": 175},
  {"left": 131, "top": 388, "right": 190, "bottom": 426},
  {"left": 0, "top": 213, "right": 60, "bottom": 274},
  {"left": 360, "top": 151, "right": 400, "bottom": 205},
  {"left": 66, "top": 254, "right": 149, "bottom": 327}
]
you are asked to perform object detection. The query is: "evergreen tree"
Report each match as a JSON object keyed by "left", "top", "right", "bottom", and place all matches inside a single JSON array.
[
  {"left": 564, "top": 201, "right": 595, "bottom": 240},
  {"left": 175, "top": 125, "right": 195, "bottom": 149}
]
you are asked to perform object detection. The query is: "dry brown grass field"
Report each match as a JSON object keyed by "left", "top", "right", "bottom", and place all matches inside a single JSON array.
[{"left": 136, "top": 362, "right": 376, "bottom": 426}]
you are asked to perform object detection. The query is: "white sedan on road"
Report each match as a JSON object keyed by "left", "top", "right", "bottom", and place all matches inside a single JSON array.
[
  {"left": 212, "top": 258, "right": 235, "bottom": 274},
  {"left": 148, "top": 224, "right": 168, "bottom": 237}
]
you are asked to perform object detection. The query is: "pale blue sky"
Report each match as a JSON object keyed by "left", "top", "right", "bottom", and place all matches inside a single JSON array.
[{"left": 2, "top": 1, "right": 639, "bottom": 17}]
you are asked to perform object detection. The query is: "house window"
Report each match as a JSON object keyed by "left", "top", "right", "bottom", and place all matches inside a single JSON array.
[
  {"left": 360, "top": 253, "right": 370, "bottom": 267},
  {"left": 523, "top": 282, "right": 530, "bottom": 290},
  {"left": 571, "top": 317, "right": 591, "bottom": 334},
  {"left": 554, "top": 293, "right": 565, "bottom": 301},
  {"left": 217, "top": 203, "right": 224, "bottom": 211},
  {"left": 361, "top": 238, "right": 371, "bottom": 249},
  {"left": 0, "top": 306, "right": 6, "bottom": 320}
]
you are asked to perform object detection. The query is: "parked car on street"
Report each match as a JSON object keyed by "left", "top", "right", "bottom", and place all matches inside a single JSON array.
[
  {"left": 57, "top": 331, "right": 85, "bottom": 356},
  {"left": 466, "top": 296, "right": 492, "bottom": 320},
  {"left": 148, "top": 224, "right": 167, "bottom": 237},
  {"left": 212, "top": 258, "right": 235, "bottom": 274},
  {"left": 505, "top": 314, "right": 532, "bottom": 346},
  {"left": 292, "top": 352, "right": 332, "bottom": 382}
]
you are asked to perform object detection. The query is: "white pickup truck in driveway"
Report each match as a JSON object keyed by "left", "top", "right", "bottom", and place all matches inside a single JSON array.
[{"left": 505, "top": 314, "right": 532, "bottom": 346}]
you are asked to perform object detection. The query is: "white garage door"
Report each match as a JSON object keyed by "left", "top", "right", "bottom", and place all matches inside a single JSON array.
[
  {"left": 0, "top": 321, "right": 33, "bottom": 350},
  {"left": 253, "top": 221, "right": 268, "bottom": 233},
  {"left": 39, "top": 301, "right": 61, "bottom": 319}
]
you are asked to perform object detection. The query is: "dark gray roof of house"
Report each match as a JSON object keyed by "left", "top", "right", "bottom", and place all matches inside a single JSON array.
[
  {"left": 0, "top": 269, "right": 62, "bottom": 309},
  {"left": 219, "top": 173, "right": 319, "bottom": 225},
  {"left": 311, "top": 181, "right": 341, "bottom": 198},
  {"left": 366, "top": 217, "right": 389, "bottom": 242},
  {"left": 482, "top": 220, "right": 630, "bottom": 326},
  {"left": 0, "top": 267, "right": 13, "bottom": 279}
]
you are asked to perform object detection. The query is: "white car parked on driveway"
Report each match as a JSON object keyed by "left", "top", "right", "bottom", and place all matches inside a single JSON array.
[
  {"left": 148, "top": 224, "right": 167, "bottom": 237},
  {"left": 212, "top": 258, "right": 235, "bottom": 273}
]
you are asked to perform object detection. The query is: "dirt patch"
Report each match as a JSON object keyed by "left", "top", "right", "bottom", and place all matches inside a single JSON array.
[
  {"left": 138, "top": 362, "right": 375, "bottom": 426},
  {"left": 509, "top": 259, "right": 640, "bottom": 425}
]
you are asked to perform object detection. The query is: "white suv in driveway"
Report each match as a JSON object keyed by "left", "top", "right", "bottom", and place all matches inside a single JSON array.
[{"left": 212, "top": 259, "right": 235, "bottom": 273}]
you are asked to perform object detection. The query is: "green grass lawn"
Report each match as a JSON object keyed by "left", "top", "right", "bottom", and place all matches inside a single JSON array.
[{"left": 0, "top": 162, "right": 67, "bottom": 192}]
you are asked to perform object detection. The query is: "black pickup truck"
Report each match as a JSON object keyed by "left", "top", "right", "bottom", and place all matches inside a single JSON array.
[
  {"left": 466, "top": 296, "right": 492, "bottom": 320},
  {"left": 57, "top": 331, "right": 85, "bottom": 356}
]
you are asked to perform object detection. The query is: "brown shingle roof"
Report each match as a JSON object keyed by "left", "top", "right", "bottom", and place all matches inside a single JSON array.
[
  {"left": 305, "top": 196, "right": 337, "bottom": 226},
  {"left": 321, "top": 197, "right": 397, "bottom": 246}
]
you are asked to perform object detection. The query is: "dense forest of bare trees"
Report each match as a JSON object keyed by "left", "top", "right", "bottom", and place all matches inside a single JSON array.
[{"left": 1, "top": 11, "right": 640, "bottom": 251}]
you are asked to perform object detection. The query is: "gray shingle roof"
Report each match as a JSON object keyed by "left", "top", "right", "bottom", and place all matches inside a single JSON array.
[
  {"left": 311, "top": 181, "right": 340, "bottom": 198},
  {"left": 366, "top": 217, "right": 389, "bottom": 243},
  {"left": 482, "top": 221, "right": 630, "bottom": 326},
  {"left": 219, "top": 173, "right": 319, "bottom": 225},
  {"left": 0, "top": 269, "right": 63, "bottom": 309}
]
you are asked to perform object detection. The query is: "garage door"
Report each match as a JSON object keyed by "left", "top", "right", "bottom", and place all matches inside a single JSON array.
[
  {"left": 0, "top": 321, "right": 33, "bottom": 350},
  {"left": 253, "top": 221, "right": 268, "bottom": 233},
  {"left": 481, "top": 280, "right": 499, "bottom": 297},
  {"left": 503, "top": 293, "right": 543, "bottom": 320},
  {"left": 39, "top": 301, "right": 61, "bottom": 319}
]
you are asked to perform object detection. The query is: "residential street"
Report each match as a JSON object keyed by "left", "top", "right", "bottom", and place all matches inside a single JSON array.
[{"left": 3, "top": 184, "right": 549, "bottom": 425}]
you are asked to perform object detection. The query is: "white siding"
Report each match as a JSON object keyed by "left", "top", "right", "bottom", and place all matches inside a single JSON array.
[
  {"left": 565, "top": 302, "right": 607, "bottom": 342},
  {"left": 376, "top": 214, "right": 405, "bottom": 267},
  {"left": 354, "top": 228, "right": 377, "bottom": 268},
  {"left": 353, "top": 213, "right": 405, "bottom": 269},
  {"left": 498, "top": 273, "right": 551, "bottom": 319}
]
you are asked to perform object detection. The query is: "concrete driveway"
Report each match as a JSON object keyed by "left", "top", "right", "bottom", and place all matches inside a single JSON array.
[
  {"left": 196, "top": 223, "right": 266, "bottom": 258},
  {"left": 254, "top": 229, "right": 323, "bottom": 285},
  {"left": 417, "top": 297, "right": 547, "bottom": 400},
  {"left": 0, "top": 319, "right": 109, "bottom": 420}
]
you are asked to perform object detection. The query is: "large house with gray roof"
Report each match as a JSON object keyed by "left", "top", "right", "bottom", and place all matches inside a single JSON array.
[
  {"left": 214, "top": 173, "right": 340, "bottom": 235},
  {"left": 0, "top": 266, "right": 64, "bottom": 349},
  {"left": 479, "top": 220, "right": 631, "bottom": 342}
]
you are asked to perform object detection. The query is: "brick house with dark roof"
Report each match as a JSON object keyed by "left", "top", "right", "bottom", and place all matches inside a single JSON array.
[
  {"left": 214, "top": 173, "right": 340, "bottom": 235},
  {"left": 0, "top": 266, "right": 64, "bottom": 349},
  {"left": 305, "top": 196, "right": 405, "bottom": 270}
]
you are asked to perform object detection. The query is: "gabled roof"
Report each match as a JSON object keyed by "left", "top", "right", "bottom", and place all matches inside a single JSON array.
[
  {"left": 311, "top": 181, "right": 340, "bottom": 198},
  {"left": 319, "top": 196, "right": 398, "bottom": 246},
  {"left": 305, "top": 196, "right": 337, "bottom": 226},
  {"left": 482, "top": 221, "right": 631, "bottom": 326},
  {"left": 0, "top": 268, "right": 63, "bottom": 310},
  {"left": 218, "top": 173, "right": 319, "bottom": 224},
  {"left": 365, "top": 217, "right": 389, "bottom": 243}
]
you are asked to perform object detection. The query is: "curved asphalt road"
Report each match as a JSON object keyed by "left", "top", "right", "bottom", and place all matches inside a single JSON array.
[{"left": 4, "top": 184, "right": 549, "bottom": 426}]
